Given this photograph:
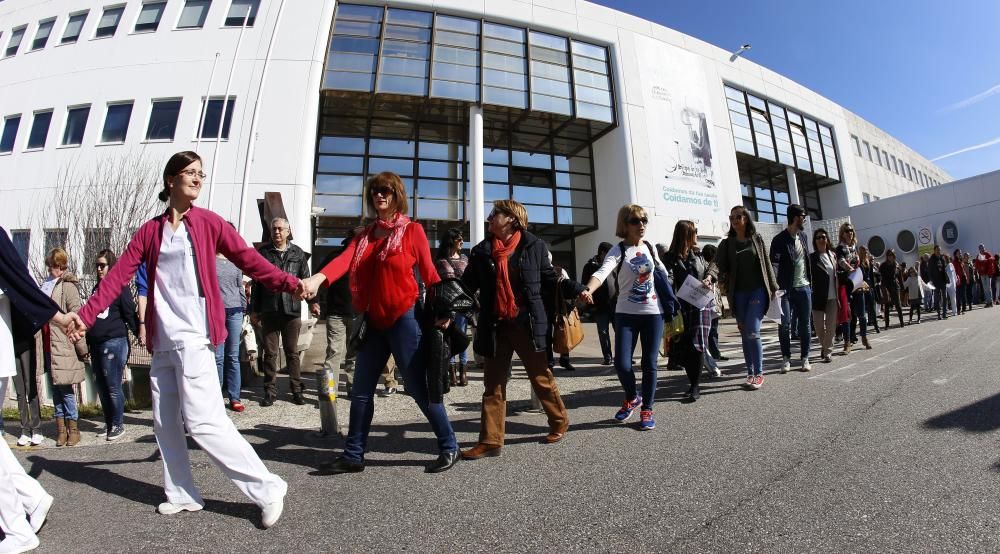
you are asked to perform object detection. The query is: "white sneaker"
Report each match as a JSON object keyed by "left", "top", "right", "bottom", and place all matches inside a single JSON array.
[
  {"left": 157, "top": 501, "right": 204, "bottom": 515},
  {"left": 780, "top": 357, "right": 791, "bottom": 374},
  {"left": 801, "top": 358, "right": 812, "bottom": 372},
  {"left": 261, "top": 499, "right": 284, "bottom": 529},
  {"left": 0, "top": 534, "right": 39, "bottom": 553},
  {"left": 16, "top": 434, "right": 30, "bottom": 447},
  {"left": 28, "top": 494, "right": 53, "bottom": 534},
  {"left": 29, "top": 434, "right": 44, "bottom": 446}
]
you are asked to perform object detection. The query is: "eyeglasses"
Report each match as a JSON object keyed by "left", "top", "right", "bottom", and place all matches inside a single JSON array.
[
  {"left": 272, "top": 226, "right": 288, "bottom": 232},
  {"left": 178, "top": 169, "right": 207, "bottom": 179},
  {"left": 488, "top": 208, "right": 507, "bottom": 220},
  {"left": 729, "top": 214, "right": 744, "bottom": 221},
  {"left": 94, "top": 263, "right": 108, "bottom": 269},
  {"left": 845, "top": 228, "right": 855, "bottom": 233},
  {"left": 816, "top": 236, "right": 828, "bottom": 241},
  {"left": 627, "top": 217, "right": 648, "bottom": 226},
  {"left": 370, "top": 186, "right": 394, "bottom": 197}
]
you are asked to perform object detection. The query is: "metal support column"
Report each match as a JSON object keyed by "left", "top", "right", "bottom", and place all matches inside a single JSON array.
[
  {"left": 469, "top": 106, "right": 485, "bottom": 246},
  {"left": 786, "top": 166, "right": 801, "bottom": 207}
]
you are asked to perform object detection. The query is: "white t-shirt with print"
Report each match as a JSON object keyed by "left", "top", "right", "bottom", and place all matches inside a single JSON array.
[{"left": 590, "top": 242, "right": 666, "bottom": 315}]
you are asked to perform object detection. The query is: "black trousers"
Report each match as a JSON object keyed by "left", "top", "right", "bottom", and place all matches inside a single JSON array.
[{"left": 883, "top": 287, "right": 904, "bottom": 328}]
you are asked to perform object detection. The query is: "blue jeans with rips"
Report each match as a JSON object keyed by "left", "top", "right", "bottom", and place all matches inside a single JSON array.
[
  {"left": 732, "top": 288, "right": 769, "bottom": 375},
  {"left": 343, "top": 306, "right": 457, "bottom": 463},
  {"left": 613, "top": 313, "right": 664, "bottom": 411},
  {"left": 89, "top": 335, "right": 129, "bottom": 428}
]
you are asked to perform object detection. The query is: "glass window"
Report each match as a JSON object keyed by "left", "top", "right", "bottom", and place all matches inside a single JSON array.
[
  {"left": 314, "top": 194, "right": 363, "bottom": 217},
  {"left": 872, "top": 145, "right": 882, "bottom": 166},
  {"left": 368, "top": 157, "right": 413, "bottom": 176},
  {"left": 197, "top": 97, "right": 236, "bottom": 139},
  {"left": 378, "top": 74, "right": 427, "bottom": 96},
  {"left": 44, "top": 229, "right": 68, "bottom": 254},
  {"left": 61, "top": 106, "right": 90, "bottom": 146},
  {"left": 146, "top": 100, "right": 181, "bottom": 140},
  {"left": 417, "top": 179, "right": 461, "bottom": 199},
  {"left": 529, "top": 30, "right": 567, "bottom": 51},
  {"left": 380, "top": 57, "right": 428, "bottom": 77},
  {"left": 5, "top": 27, "right": 26, "bottom": 57},
  {"left": 95, "top": 6, "right": 125, "bottom": 38},
  {"left": 325, "top": 71, "right": 374, "bottom": 92},
  {"left": 31, "top": 19, "right": 55, "bottom": 51},
  {"left": 385, "top": 25, "right": 430, "bottom": 42},
  {"left": 483, "top": 37, "right": 524, "bottom": 57},
  {"left": 571, "top": 40, "right": 607, "bottom": 61},
  {"left": 386, "top": 8, "right": 432, "bottom": 27},
  {"left": 27, "top": 111, "right": 53, "bottom": 149},
  {"left": 862, "top": 140, "right": 872, "bottom": 161},
  {"left": 135, "top": 2, "right": 167, "bottom": 33},
  {"left": 484, "top": 22, "right": 523, "bottom": 42},
  {"left": 225, "top": 0, "right": 259, "bottom": 27},
  {"left": 1, "top": 116, "right": 21, "bottom": 153},
  {"left": 432, "top": 62, "right": 478, "bottom": 83},
  {"left": 431, "top": 79, "right": 477, "bottom": 102},
  {"left": 315, "top": 174, "right": 363, "bottom": 195},
  {"left": 851, "top": 135, "right": 861, "bottom": 156},
  {"left": 61, "top": 12, "right": 88, "bottom": 44},
  {"left": 435, "top": 14, "right": 479, "bottom": 34},
  {"left": 101, "top": 103, "right": 133, "bottom": 143},
  {"left": 318, "top": 136, "right": 365, "bottom": 155},
  {"left": 368, "top": 138, "right": 414, "bottom": 157},
  {"left": 318, "top": 155, "right": 363, "bottom": 173},
  {"left": 336, "top": 4, "right": 383, "bottom": 22},
  {"left": 10, "top": 230, "right": 30, "bottom": 264},
  {"left": 178, "top": 0, "right": 212, "bottom": 29},
  {"left": 435, "top": 30, "right": 478, "bottom": 49}
]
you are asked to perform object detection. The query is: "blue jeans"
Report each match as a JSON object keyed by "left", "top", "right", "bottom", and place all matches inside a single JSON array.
[
  {"left": 451, "top": 313, "right": 468, "bottom": 364},
  {"left": 613, "top": 313, "right": 664, "bottom": 410},
  {"left": 595, "top": 311, "right": 613, "bottom": 361},
  {"left": 344, "top": 307, "right": 457, "bottom": 462},
  {"left": 52, "top": 384, "right": 77, "bottom": 421},
  {"left": 779, "top": 286, "right": 812, "bottom": 359},
  {"left": 732, "top": 288, "right": 768, "bottom": 375},
  {"left": 214, "top": 307, "right": 244, "bottom": 401},
  {"left": 89, "top": 336, "right": 129, "bottom": 428},
  {"left": 848, "top": 291, "right": 868, "bottom": 342}
]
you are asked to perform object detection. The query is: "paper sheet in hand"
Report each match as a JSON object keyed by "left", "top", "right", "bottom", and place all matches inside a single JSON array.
[
  {"left": 676, "top": 275, "right": 713, "bottom": 309},
  {"left": 765, "top": 290, "right": 784, "bottom": 322},
  {"left": 848, "top": 268, "right": 864, "bottom": 289}
]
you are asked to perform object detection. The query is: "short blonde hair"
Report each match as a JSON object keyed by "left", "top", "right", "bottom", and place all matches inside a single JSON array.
[
  {"left": 615, "top": 204, "right": 647, "bottom": 239},
  {"left": 365, "top": 172, "right": 408, "bottom": 217},
  {"left": 492, "top": 199, "right": 528, "bottom": 231},
  {"left": 46, "top": 248, "right": 69, "bottom": 270}
]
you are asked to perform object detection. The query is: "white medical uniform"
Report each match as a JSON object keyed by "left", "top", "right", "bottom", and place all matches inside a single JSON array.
[{"left": 150, "top": 223, "right": 286, "bottom": 508}]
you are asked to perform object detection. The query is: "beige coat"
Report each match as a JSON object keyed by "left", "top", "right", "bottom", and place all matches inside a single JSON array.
[{"left": 36, "top": 273, "right": 88, "bottom": 385}]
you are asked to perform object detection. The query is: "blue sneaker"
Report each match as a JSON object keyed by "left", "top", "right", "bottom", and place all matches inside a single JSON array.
[
  {"left": 639, "top": 410, "right": 655, "bottom": 430},
  {"left": 614, "top": 396, "right": 642, "bottom": 422}
]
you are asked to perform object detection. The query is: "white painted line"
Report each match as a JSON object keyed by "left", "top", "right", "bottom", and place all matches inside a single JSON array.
[
  {"left": 807, "top": 362, "right": 857, "bottom": 380},
  {"left": 845, "top": 358, "right": 906, "bottom": 381}
]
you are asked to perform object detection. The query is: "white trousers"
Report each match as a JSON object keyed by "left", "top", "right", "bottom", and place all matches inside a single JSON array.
[
  {"left": 0, "top": 378, "right": 45, "bottom": 543},
  {"left": 150, "top": 344, "right": 286, "bottom": 507}
]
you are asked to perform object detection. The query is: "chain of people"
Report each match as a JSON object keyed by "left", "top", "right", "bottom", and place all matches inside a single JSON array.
[{"left": 1, "top": 150, "right": 996, "bottom": 552}]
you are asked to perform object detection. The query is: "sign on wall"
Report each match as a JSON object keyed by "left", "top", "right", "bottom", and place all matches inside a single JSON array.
[
  {"left": 917, "top": 226, "right": 935, "bottom": 257},
  {"left": 635, "top": 36, "right": 725, "bottom": 235}
]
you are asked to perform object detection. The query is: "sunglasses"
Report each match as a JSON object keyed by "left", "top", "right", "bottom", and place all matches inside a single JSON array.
[
  {"left": 628, "top": 217, "right": 648, "bottom": 226},
  {"left": 488, "top": 208, "right": 508, "bottom": 220},
  {"left": 95, "top": 263, "right": 108, "bottom": 269},
  {"left": 370, "top": 186, "right": 394, "bottom": 197}
]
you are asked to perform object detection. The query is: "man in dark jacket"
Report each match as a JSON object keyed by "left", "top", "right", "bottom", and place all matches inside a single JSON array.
[
  {"left": 769, "top": 204, "right": 813, "bottom": 372},
  {"left": 581, "top": 242, "right": 614, "bottom": 365},
  {"left": 250, "top": 217, "right": 317, "bottom": 406},
  {"left": 927, "top": 245, "right": 950, "bottom": 320},
  {"left": 320, "top": 232, "right": 356, "bottom": 396}
]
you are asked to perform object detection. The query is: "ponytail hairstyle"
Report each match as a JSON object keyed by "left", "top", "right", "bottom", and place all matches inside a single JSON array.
[{"left": 159, "top": 151, "right": 203, "bottom": 202}]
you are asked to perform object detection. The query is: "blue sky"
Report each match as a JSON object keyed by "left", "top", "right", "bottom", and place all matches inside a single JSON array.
[{"left": 593, "top": 0, "right": 1000, "bottom": 180}]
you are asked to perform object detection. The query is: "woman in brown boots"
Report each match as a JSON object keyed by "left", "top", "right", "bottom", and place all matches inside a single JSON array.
[
  {"left": 38, "top": 248, "right": 88, "bottom": 446},
  {"left": 435, "top": 227, "right": 469, "bottom": 387},
  {"left": 459, "top": 200, "right": 589, "bottom": 459}
]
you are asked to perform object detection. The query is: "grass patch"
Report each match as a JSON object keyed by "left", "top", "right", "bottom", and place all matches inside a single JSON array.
[{"left": 2, "top": 399, "right": 149, "bottom": 422}]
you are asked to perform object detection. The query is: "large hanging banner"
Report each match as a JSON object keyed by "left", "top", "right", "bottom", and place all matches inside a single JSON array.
[{"left": 634, "top": 36, "right": 724, "bottom": 233}]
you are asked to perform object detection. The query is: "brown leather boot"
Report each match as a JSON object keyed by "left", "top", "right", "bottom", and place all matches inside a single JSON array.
[
  {"left": 56, "top": 418, "right": 67, "bottom": 447},
  {"left": 862, "top": 336, "right": 872, "bottom": 350},
  {"left": 448, "top": 362, "right": 457, "bottom": 387},
  {"left": 460, "top": 443, "right": 502, "bottom": 460},
  {"left": 67, "top": 419, "right": 81, "bottom": 446},
  {"left": 458, "top": 362, "right": 468, "bottom": 386}
]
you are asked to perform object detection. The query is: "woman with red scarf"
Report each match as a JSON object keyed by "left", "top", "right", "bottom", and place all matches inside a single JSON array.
[
  {"left": 303, "top": 172, "right": 458, "bottom": 475},
  {"left": 458, "top": 200, "right": 588, "bottom": 460}
]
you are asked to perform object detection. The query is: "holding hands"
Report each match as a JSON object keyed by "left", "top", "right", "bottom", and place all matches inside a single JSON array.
[
  {"left": 578, "top": 289, "right": 594, "bottom": 305},
  {"left": 295, "top": 274, "right": 326, "bottom": 301},
  {"left": 52, "top": 312, "right": 87, "bottom": 343}
]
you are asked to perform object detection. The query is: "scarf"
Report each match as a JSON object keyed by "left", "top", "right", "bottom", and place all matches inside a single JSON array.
[
  {"left": 349, "top": 213, "right": 411, "bottom": 299},
  {"left": 492, "top": 231, "right": 522, "bottom": 320}
]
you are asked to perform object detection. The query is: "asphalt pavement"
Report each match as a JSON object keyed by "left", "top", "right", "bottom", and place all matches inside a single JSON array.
[{"left": 7, "top": 306, "right": 1000, "bottom": 552}]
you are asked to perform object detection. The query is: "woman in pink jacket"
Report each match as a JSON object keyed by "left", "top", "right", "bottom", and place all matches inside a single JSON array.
[{"left": 71, "top": 151, "right": 302, "bottom": 529}]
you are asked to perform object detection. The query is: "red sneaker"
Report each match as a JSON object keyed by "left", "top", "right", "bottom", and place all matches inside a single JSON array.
[{"left": 229, "top": 401, "right": 245, "bottom": 412}]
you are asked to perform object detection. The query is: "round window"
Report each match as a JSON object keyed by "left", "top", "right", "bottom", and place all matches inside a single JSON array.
[
  {"left": 897, "top": 229, "right": 916, "bottom": 253},
  {"left": 940, "top": 221, "right": 959, "bottom": 245},
  {"left": 868, "top": 235, "right": 886, "bottom": 258}
]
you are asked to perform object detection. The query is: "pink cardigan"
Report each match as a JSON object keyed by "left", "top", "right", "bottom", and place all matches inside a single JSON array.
[{"left": 79, "top": 206, "right": 299, "bottom": 352}]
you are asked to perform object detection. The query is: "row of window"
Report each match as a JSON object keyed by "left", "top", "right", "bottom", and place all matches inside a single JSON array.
[
  {"left": 2, "top": 0, "right": 259, "bottom": 59},
  {"left": 7, "top": 227, "right": 115, "bottom": 277},
  {"left": 326, "top": 4, "right": 615, "bottom": 123},
  {"left": 850, "top": 134, "right": 941, "bottom": 189},
  {"left": 0, "top": 97, "right": 236, "bottom": 153}
]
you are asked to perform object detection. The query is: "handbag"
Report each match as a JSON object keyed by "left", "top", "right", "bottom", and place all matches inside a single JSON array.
[
  {"left": 552, "top": 279, "right": 584, "bottom": 354},
  {"left": 347, "top": 312, "right": 368, "bottom": 353},
  {"left": 663, "top": 312, "right": 685, "bottom": 339}
]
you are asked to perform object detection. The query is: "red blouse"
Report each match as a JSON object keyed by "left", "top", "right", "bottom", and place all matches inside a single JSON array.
[{"left": 320, "top": 222, "right": 440, "bottom": 330}]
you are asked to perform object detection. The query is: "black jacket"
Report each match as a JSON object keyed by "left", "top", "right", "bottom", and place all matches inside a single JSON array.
[
  {"left": 810, "top": 251, "right": 838, "bottom": 310},
  {"left": 319, "top": 246, "right": 355, "bottom": 318},
  {"left": 928, "top": 254, "right": 950, "bottom": 288},
  {"left": 251, "top": 242, "right": 312, "bottom": 317},
  {"left": 879, "top": 260, "right": 900, "bottom": 291},
  {"left": 86, "top": 281, "right": 140, "bottom": 343},
  {"left": 462, "top": 231, "right": 584, "bottom": 357},
  {"left": 770, "top": 228, "right": 812, "bottom": 290},
  {"left": 0, "top": 227, "right": 60, "bottom": 351},
  {"left": 580, "top": 257, "right": 610, "bottom": 314}
]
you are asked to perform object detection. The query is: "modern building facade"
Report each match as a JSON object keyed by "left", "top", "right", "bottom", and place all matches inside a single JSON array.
[{"left": 0, "top": 0, "right": 952, "bottom": 278}]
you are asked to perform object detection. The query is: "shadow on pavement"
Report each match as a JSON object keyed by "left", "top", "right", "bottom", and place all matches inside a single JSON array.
[{"left": 923, "top": 392, "right": 1000, "bottom": 433}]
